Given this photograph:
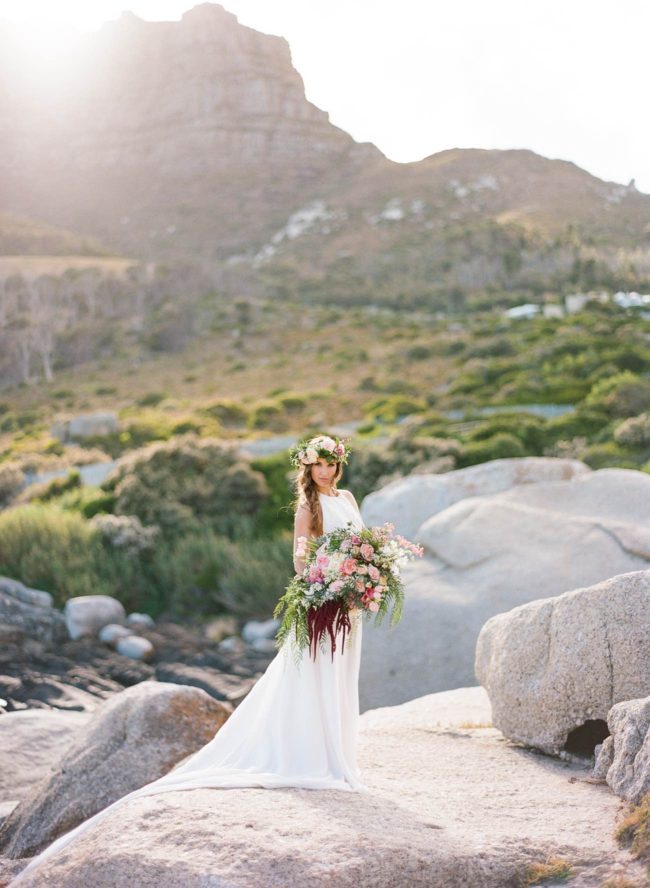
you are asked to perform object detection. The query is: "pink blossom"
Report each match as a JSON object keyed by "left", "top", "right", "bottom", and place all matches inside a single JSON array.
[
  {"left": 357, "top": 564, "right": 368, "bottom": 575},
  {"left": 367, "top": 601, "right": 380, "bottom": 613},
  {"left": 330, "top": 579, "right": 344, "bottom": 593},
  {"left": 355, "top": 579, "right": 366, "bottom": 593},
  {"left": 341, "top": 540, "right": 351, "bottom": 552},
  {"left": 368, "top": 564, "right": 380, "bottom": 581},
  {"left": 351, "top": 534, "right": 361, "bottom": 545},
  {"left": 341, "top": 557, "right": 358, "bottom": 576},
  {"left": 360, "top": 543, "right": 374, "bottom": 561}
]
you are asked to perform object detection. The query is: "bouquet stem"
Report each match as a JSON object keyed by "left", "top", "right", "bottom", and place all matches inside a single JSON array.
[{"left": 307, "top": 599, "right": 352, "bottom": 662}]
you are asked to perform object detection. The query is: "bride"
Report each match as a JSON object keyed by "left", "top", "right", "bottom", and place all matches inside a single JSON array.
[{"left": 10, "top": 434, "right": 368, "bottom": 885}]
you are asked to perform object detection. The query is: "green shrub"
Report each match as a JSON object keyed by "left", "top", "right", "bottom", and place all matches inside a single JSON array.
[
  {"left": 456, "top": 432, "right": 526, "bottom": 467},
  {"left": 363, "top": 394, "right": 428, "bottom": 423},
  {"left": 465, "top": 413, "right": 546, "bottom": 452},
  {"left": 614, "top": 413, "right": 650, "bottom": 448},
  {"left": 137, "top": 392, "right": 167, "bottom": 407},
  {"left": 102, "top": 434, "right": 269, "bottom": 539},
  {"left": 200, "top": 399, "right": 248, "bottom": 427},
  {"left": 0, "top": 502, "right": 294, "bottom": 620},
  {"left": 277, "top": 393, "right": 308, "bottom": 414},
  {"left": 586, "top": 371, "right": 650, "bottom": 418},
  {"left": 582, "top": 441, "right": 639, "bottom": 469},
  {"left": 0, "top": 462, "right": 25, "bottom": 507},
  {"left": 249, "top": 451, "right": 295, "bottom": 537},
  {"left": 25, "top": 469, "right": 82, "bottom": 503},
  {"left": 542, "top": 408, "right": 611, "bottom": 446},
  {"left": 0, "top": 503, "right": 109, "bottom": 605},
  {"left": 247, "top": 400, "right": 288, "bottom": 432},
  {"left": 146, "top": 528, "right": 293, "bottom": 620}
]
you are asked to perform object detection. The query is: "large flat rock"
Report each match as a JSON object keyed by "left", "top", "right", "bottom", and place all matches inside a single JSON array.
[
  {"left": 361, "top": 456, "right": 589, "bottom": 539},
  {"left": 8, "top": 688, "right": 645, "bottom": 888},
  {"left": 360, "top": 466, "right": 650, "bottom": 709}
]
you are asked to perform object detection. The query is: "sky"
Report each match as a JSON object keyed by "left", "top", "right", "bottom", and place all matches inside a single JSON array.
[{"left": 2, "top": 0, "right": 649, "bottom": 193}]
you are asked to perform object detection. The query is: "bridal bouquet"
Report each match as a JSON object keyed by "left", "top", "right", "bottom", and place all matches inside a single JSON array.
[{"left": 274, "top": 521, "right": 424, "bottom": 662}]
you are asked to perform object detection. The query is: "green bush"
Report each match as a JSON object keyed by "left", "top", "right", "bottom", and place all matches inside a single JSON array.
[
  {"left": 137, "top": 392, "right": 167, "bottom": 407},
  {"left": 363, "top": 394, "right": 428, "bottom": 423},
  {"left": 465, "top": 413, "right": 546, "bottom": 452},
  {"left": 0, "top": 462, "right": 25, "bottom": 507},
  {"left": 614, "top": 413, "right": 650, "bottom": 448},
  {"left": 0, "top": 502, "right": 293, "bottom": 620},
  {"left": 25, "top": 469, "right": 82, "bottom": 503},
  {"left": 277, "top": 392, "right": 308, "bottom": 413},
  {"left": 456, "top": 432, "right": 526, "bottom": 467},
  {"left": 582, "top": 441, "right": 639, "bottom": 470},
  {"left": 586, "top": 372, "right": 650, "bottom": 418},
  {"left": 200, "top": 399, "right": 248, "bottom": 427},
  {"left": 247, "top": 400, "right": 288, "bottom": 432},
  {"left": 0, "top": 503, "right": 109, "bottom": 605},
  {"left": 542, "top": 408, "right": 611, "bottom": 446},
  {"left": 102, "top": 434, "right": 269, "bottom": 539}
]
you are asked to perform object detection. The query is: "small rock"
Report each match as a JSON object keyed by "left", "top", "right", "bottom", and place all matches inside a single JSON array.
[
  {"left": 115, "top": 635, "right": 154, "bottom": 661},
  {"left": 241, "top": 618, "right": 280, "bottom": 644},
  {"left": 250, "top": 637, "right": 278, "bottom": 654},
  {"left": 126, "top": 612, "right": 155, "bottom": 629},
  {"left": 64, "top": 595, "right": 126, "bottom": 640},
  {"left": 203, "top": 616, "right": 238, "bottom": 643},
  {"left": 98, "top": 624, "right": 133, "bottom": 645},
  {"left": 218, "top": 636, "right": 246, "bottom": 654}
]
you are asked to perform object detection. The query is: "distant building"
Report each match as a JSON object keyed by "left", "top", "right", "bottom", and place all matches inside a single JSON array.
[
  {"left": 503, "top": 303, "right": 541, "bottom": 319},
  {"left": 543, "top": 303, "right": 564, "bottom": 319},
  {"left": 565, "top": 291, "right": 610, "bottom": 313},
  {"left": 613, "top": 291, "right": 650, "bottom": 308}
]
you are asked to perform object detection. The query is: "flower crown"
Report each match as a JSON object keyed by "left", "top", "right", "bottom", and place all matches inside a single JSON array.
[{"left": 289, "top": 434, "right": 352, "bottom": 468}]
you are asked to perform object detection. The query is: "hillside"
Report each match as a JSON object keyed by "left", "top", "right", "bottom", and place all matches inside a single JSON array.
[{"left": 1, "top": 2, "right": 649, "bottom": 283}]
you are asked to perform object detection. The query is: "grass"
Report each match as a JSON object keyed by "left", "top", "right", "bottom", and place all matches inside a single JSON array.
[
  {"left": 615, "top": 793, "right": 650, "bottom": 864},
  {"left": 519, "top": 856, "right": 574, "bottom": 886}
]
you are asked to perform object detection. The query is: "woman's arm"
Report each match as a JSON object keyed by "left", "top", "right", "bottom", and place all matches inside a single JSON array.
[{"left": 293, "top": 502, "right": 312, "bottom": 575}]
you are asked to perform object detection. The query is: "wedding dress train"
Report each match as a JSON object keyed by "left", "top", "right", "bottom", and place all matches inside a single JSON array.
[{"left": 10, "top": 490, "right": 368, "bottom": 885}]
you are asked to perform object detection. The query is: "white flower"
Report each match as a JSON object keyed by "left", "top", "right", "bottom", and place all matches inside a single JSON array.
[{"left": 305, "top": 446, "right": 319, "bottom": 463}]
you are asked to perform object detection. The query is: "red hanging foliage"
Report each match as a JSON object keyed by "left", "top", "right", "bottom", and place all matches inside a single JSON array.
[{"left": 307, "top": 599, "right": 352, "bottom": 662}]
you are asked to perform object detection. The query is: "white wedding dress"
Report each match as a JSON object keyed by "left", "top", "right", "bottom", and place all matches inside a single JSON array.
[{"left": 11, "top": 490, "right": 368, "bottom": 885}]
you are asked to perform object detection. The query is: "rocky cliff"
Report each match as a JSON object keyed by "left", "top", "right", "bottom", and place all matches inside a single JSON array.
[{"left": 1, "top": 4, "right": 381, "bottom": 258}]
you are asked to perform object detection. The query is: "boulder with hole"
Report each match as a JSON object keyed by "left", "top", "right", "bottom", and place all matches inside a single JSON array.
[{"left": 475, "top": 570, "right": 650, "bottom": 755}]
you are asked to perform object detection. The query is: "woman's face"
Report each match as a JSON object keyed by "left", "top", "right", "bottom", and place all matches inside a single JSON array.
[{"left": 310, "top": 456, "right": 338, "bottom": 490}]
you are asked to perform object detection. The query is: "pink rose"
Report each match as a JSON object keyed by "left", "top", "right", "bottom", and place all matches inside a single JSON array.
[
  {"left": 341, "top": 557, "right": 358, "bottom": 576},
  {"left": 367, "top": 601, "right": 380, "bottom": 613},
  {"left": 357, "top": 565, "right": 368, "bottom": 575},
  {"left": 368, "top": 565, "right": 380, "bottom": 581},
  {"left": 355, "top": 579, "right": 366, "bottom": 593},
  {"left": 360, "top": 543, "right": 374, "bottom": 561}
]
